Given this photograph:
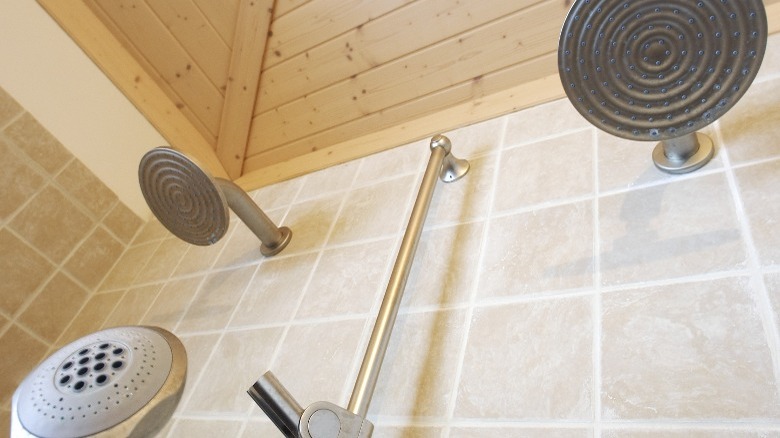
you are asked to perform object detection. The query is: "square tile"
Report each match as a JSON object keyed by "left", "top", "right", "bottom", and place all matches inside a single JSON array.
[
  {"left": 455, "top": 296, "right": 594, "bottom": 419},
  {"left": 185, "top": 327, "right": 283, "bottom": 414},
  {"left": 274, "top": 194, "right": 342, "bottom": 255},
  {"left": 64, "top": 226, "right": 125, "bottom": 289},
  {"left": 426, "top": 154, "right": 496, "bottom": 227},
  {"left": 102, "top": 283, "right": 163, "bottom": 327},
  {"left": 55, "top": 159, "right": 117, "bottom": 219},
  {"left": 18, "top": 273, "right": 88, "bottom": 343},
  {"left": 176, "top": 332, "right": 219, "bottom": 412},
  {"left": 3, "top": 112, "right": 72, "bottom": 175},
  {"left": 504, "top": 98, "right": 591, "bottom": 147},
  {"left": 0, "top": 86, "right": 23, "bottom": 127},
  {"left": 372, "top": 426, "right": 443, "bottom": 438},
  {"left": 141, "top": 276, "right": 204, "bottom": 331},
  {"left": 100, "top": 241, "right": 161, "bottom": 291},
  {"left": 450, "top": 428, "right": 592, "bottom": 438},
  {"left": 214, "top": 209, "right": 286, "bottom": 268},
  {"left": 178, "top": 265, "right": 257, "bottom": 333},
  {"left": 735, "top": 160, "right": 780, "bottom": 266},
  {"left": 132, "top": 219, "right": 169, "bottom": 245},
  {"left": 601, "top": 277, "right": 780, "bottom": 419},
  {"left": 0, "top": 324, "right": 48, "bottom": 406},
  {"left": 444, "top": 116, "right": 506, "bottom": 158},
  {"left": 230, "top": 253, "right": 317, "bottom": 327},
  {"left": 494, "top": 130, "right": 593, "bottom": 213},
  {"left": 479, "top": 201, "right": 594, "bottom": 298},
  {"left": 269, "top": 318, "right": 366, "bottom": 408},
  {"left": 172, "top": 237, "right": 228, "bottom": 277},
  {"left": 56, "top": 291, "right": 124, "bottom": 346},
  {"left": 719, "top": 78, "right": 780, "bottom": 164},
  {"left": 134, "top": 238, "right": 191, "bottom": 283},
  {"left": 0, "top": 138, "right": 44, "bottom": 221},
  {"left": 328, "top": 175, "right": 416, "bottom": 245},
  {"left": 297, "top": 160, "right": 360, "bottom": 201},
  {"left": 368, "top": 309, "right": 468, "bottom": 419},
  {"left": 168, "top": 419, "right": 243, "bottom": 438},
  {"left": 600, "top": 173, "right": 747, "bottom": 285},
  {"left": 755, "top": 33, "right": 780, "bottom": 82},
  {"left": 10, "top": 185, "right": 92, "bottom": 263},
  {"left": 251, "top": 174, "right": 304, "bottom": 210},
  {"left": 295, "top": 240, "right": 393, "bottom": 320},
  {"left": 101, "top": 202, "right": 144, "bottom": 244},
  {"left": 402, "top": 222, "right": 484, "bottom": 309},
  {"left": 355, "top": 139, "right": 426, "bottom": 186},
  {"left": 602, "top": 430, "right": 780, "bottom": 438},
  {"left": 0, "top": 229, "right": 53, "bottom": 315}
]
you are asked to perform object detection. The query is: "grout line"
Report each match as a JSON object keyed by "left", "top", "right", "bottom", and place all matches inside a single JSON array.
[
  {"left": 714, "top": 122, "right": 780, "bottom": 396},
  {"left": 591, "top": 127, "right": 602, "bottom": 438},
  {"left": 443, "top": 115, "right": 509, "bottom": 435}
]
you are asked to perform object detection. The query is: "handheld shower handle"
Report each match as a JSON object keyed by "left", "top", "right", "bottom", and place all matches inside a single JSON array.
[{"left": 248, "top": 371, "right": 303, "bottom": 438}]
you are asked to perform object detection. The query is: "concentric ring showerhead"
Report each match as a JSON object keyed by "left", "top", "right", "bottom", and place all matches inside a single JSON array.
[
  {"left": 558, "top": 0, "right": 768, "bottom": 141},
  {"left": 139, "top": 147, "right": 229, "bottom": 245}
]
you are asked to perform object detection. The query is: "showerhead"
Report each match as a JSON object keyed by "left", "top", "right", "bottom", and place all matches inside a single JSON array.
[
  {"left": 558, "top": 0, "right": 768, "bottom": 172},
  {"left": 139, "top": 147, "right": 291, "bottom": 255},
  {"left": 139, "top": 147, "right": 229, "bottom": 246}
]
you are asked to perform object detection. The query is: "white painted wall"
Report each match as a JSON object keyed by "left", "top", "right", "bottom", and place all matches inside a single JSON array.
[{"left": 0, "top": 0, "right": 164, "bottom": 220}]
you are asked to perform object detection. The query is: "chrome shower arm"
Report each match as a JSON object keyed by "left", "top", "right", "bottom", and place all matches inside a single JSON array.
[{"left": 214, "top": 178, "right": 292, "bottom": 256}]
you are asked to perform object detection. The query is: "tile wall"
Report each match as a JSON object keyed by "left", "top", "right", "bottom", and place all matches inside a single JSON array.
[
  {"left": 5, "top": 35, "right": 780, "bottom": 438},
  {"left": 0, "top": 86, "right": 144, "bottom": 431}
]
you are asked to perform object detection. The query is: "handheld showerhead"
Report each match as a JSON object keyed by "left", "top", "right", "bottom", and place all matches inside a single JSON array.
[{"left": 139, "top": 147, "right": 291, "bottom": 256}]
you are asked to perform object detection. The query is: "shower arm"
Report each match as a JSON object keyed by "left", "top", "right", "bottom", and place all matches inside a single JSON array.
[
  {"left": 214, "top": 178, "right": 292, "bottom": 256},
  {"left": 248, "top": 135, "right": 469, "bottom": 438}
]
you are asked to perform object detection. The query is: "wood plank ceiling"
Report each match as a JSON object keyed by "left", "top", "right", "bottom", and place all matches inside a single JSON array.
[{"left": 38, "top": 0, "right": 780, "bottom": 190}]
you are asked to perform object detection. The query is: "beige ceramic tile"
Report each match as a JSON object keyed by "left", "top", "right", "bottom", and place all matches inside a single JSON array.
[
  {"left": 368, "top": 310, "right": 468, "bottom": 419},
  {"left": 768, "top": 272, "right": 780, "bottom": 334},
  {"left": 100, "top": 241, "right": 161, "bottom": 291},
  {"left": 241, "top": 420, "right": 286, "bottom": 437},
  {"left": 101, "top": 202, "right": 144, "bottom": 244},
  {"left": 9, "top": 185, "right": 92, "bottom": 263},
  {"left": 402, "top": 222, "right": 484, "bottom": 309},
  {"left": 279, "top": 193, "right": 343, "bottom": 255},
  {"left": 479, "top": 201, "right": 594, "bottom": 298},
  {"left": 719, "top": 78, "right": 780, "bottom": 164},
  {"left": 295, "top": 240, "right": 393, "bottom": 320},
  {"left": 445, "top": 116, "right": 506, "bottom": 158},
  {"left": 601, "top": 277, "right": 780, "bottom": 419},
  {"left": 0, "top": 86, "right": 23, "bottom": 126},
  {"left": 600, "top": 173, "right": 747, "bottom": 285},
  {"left": 355, "top": 140, "right": 426, "bottom": 186},
  {"left": 168, "top": 418, "right": 243, "bottom": 437},
  {"left": 504, "top": 98, "right": 591, "bottom": 147},
  {"left": 0, "top": 408, "right": 9, "bottom": 438},
  {"left": 602, "top": 430, "right": 780, "bottom": 438},
  {"left": 132, "top": 219, "right": 170, "bottom": 244},
  {"left": 185, "top": 326, "right": 283, "bottom": 414},
  {"left": 55, "top": 159, "right": 117, "bottom": 219},
  {"left": 450, "top": 428, "right": 592, "bottom": 438},
  {"left": 0, "top": 324, "right": 49, "bottom": 406},
  {"left": 65, "top": 226, "right": 125, "bottom": 289},
  {"left": 178, "top": 265, "right": 257, "bottom": 333},
  {"left": 0, "top": 229, "right": 53, "bottom": 315},
  {"left": 426, "top": 154, "right": 496, "bottom": 227},
  {"left": 103, "top": 283, "right": 163, "bottom": 328},
  {"left": 270, "top": 318, "right": 367, "bottom": 408},
  {"left": 297, "top": 160, "right": 360, "bottom": 201},
  {"left": 134, "top": 238, "right": 191, "bottom": 283},
  {"left": 56, "top": 291, "right": 124, "bottom": 346},
  {"left": 455, "top": 296, "right": 593, "bottom": 420},
  {"left": 735, "top": 160, "right": 780, "bottom": 266},
  {"left": 328, "top": 175, "right": 417, "bottom": 245},
  {"left": 176, "top": 333, "right": 219, "bottom": 410},
  {"left": 18, "top": 273, "right": 88, "bottom": 343},
  {"left": 251, "top": 174, "right": 305, "bottom": 210},
  {"left": 3, "top": 112, "right": 73, "bottom": 175},
  {"left": 372, "top": 425, "right": 443, "bottom": 438},
  {"left": 755, "top": 33, "right": 780, "bottom": 82},
  {"left": 230, "top": 253, "right": 317, "bottom": 327},
  {"left": 494, "top": 130, "right": 593, "bottom": 213},
  {"left": 0, "top": 138, "right": 44, "bottom": 221},
  {"left": 141, "top": 276, "right": 204, "bottom": 331},
  {"left": 172, "top": 236, "right": 228, "bottom": 276},
  {"left": 214, "top": 208, "right": 286, "bottom": 268}
]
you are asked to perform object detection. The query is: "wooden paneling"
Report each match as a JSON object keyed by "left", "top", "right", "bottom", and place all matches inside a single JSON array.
[
  {"left": 216, "top": 0, "right": 275, "bottom": 178},
  {"left": 39, "top": 0, "right": 780, "bottom": 193}
]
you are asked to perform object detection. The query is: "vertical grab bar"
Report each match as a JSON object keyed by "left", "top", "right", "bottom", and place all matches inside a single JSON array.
[
  {"left": 347, "top": 134, "right": 469, "bottom": 418},
  {"left": 247, "top": 135, "right": 469, "bottom": 437}
]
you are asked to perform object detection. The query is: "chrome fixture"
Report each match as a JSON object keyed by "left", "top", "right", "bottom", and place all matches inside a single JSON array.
[
  {"left": 559, "top": 0, "right": 767, "bottom": 173},
  {"left": 248, "top": 135, "right": 470, "bottom": 438},
  {"left": 11, "top": 326, "right": 186, "bottom": 438},
  {"left": 139, "top": 146, "right": 291, "bottom": 256}
]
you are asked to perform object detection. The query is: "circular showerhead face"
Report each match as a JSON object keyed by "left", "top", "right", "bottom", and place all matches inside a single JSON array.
[
  {"left": 558, "top": 0, "right": 767, "bottom": 141},
  {"left": 139, "top": 147, "right": 229, "bottom": 246}
]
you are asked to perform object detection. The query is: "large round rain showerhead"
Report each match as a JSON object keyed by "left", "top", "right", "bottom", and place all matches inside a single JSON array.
[
  {"left": 559, "top": 0, "right": 768, "bottom": 142},
  {"left": 139, "top": 147, "right": 229, "bottom": 246}
]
